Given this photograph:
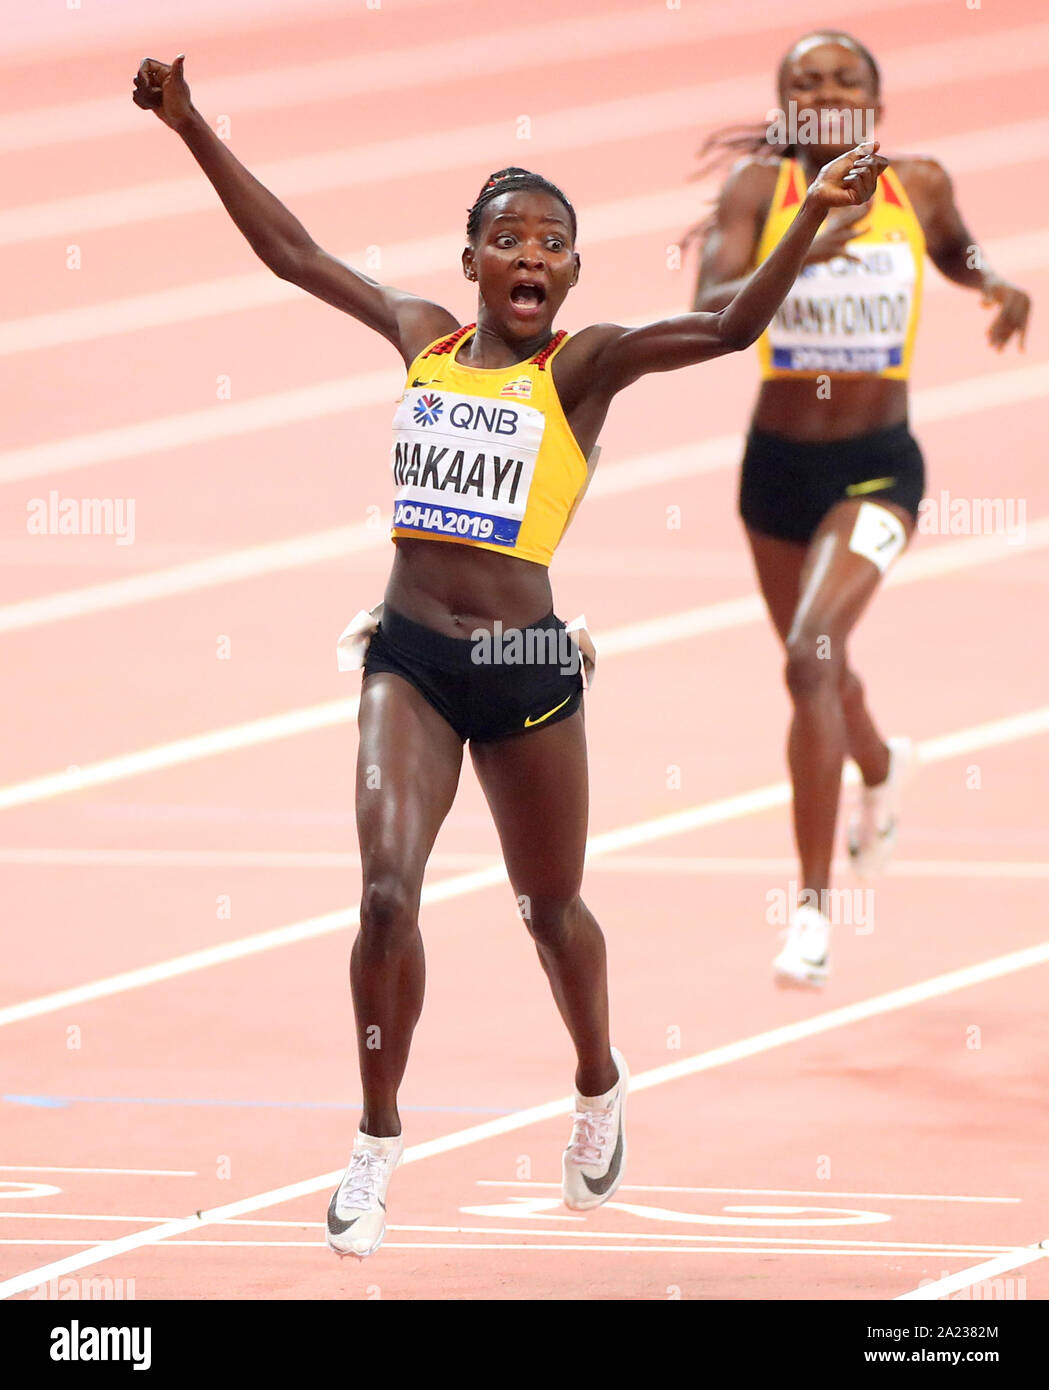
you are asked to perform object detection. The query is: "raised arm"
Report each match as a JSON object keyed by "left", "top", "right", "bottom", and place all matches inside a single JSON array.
[
  {"left": 902, "top": 156, "right": 1031, "bottom": 350},
  {"left": 692, "top": 158, "right": 871, "bottom": 313},
  {"left": 574, "top": 143, "right": 887, "bottom": 396},
  {"left": 132, "top": 55, "right": 458, "bottom": 365}
]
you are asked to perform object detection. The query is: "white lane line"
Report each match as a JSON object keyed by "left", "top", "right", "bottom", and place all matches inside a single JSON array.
[
  {"left": 0, "top": 481, "right": 1046, "bottom": 813},
  {"left": 593, "top": 512, "right": 1049, "bottom": 663},
  {"left": 897, "top": 1243, "right": 1049, "bottom": 1299},
  {"left": 1, "top": 1239, "right": 1001, "bottom": 1257},
  {"left": 0, "top": 480, "right": 1045, "bottom": 818},
  {"left": 2, "top": 934, "right": 1047, "bottom": 1296},
  {"left": 5, "top": 232, "right": 1049, "bottom": 487},
  {"left": 0, "top": 0, "right": 418, "bottom": 67},
  {"left": 0, "top": 1212, "right": 1016, "bottom": 1253},
  {"left": 2, "top": 356, "right": 1046, "bottom": 636},
  {"left": 1, "top": 514, "right": 1046, "bottom": 817},
  {"left": 0, "top": 366, "right": 404, "bottom": 484},
  {"left": 0, "top": 85, "right": 803, "bottom": 249},
  {"left": 0, "top": 522, "right": 380, "bottom": 632},
  {"left": 589, "top": 856, "right": 1049, "bottom": 881},
  {"left": 0, "top": 0, "right": 954, "bottom": 155},
  {"left": 474, "top": 1182, "right": 1022, "bottom": 1204},
  {"left": 3, "top": 186, "right": 1044, "bottom": 363},
  {"left": 0, "top": 1165, "right": 195, "bottom": 1176},
  {"left": 1, "top": 702, "right": 1048, "bottom": 1032},
  {"left": 5, "top": 849, "right": 1047, "bottom": 881},
  {"left": 0, "top": 698, "right": 360, "bottom": 813},
  {"left": 231, "top": 1229, "right": 1014, "bottom": 1253},
  {"left": 0, "top": 901, "right": 361, "bottom": 1028},
  {"left": 0, "top": 1213, "right": 174, "bottom": 1223},
  {"left": 337, "top": 1245, "right": 1011, "bottom": 1258},
  {"left": 4, "top": 22, "right": 1047, "bottom": 246}
]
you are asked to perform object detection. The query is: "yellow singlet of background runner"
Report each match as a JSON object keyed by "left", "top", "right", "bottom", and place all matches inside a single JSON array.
[
  {"left": 389, "top": 325, "right": 591, "bottom": 567},
  {"left": 754, "top": 158, "right": 925, "bottom": 379}
]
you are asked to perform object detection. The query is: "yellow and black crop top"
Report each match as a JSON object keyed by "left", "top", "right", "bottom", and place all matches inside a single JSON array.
[
  {"left": 753, "top": 158, "right": 925, "bottom": 379},
  {"left": 389, "top": 324, "right": 591, "bottom": 567}
]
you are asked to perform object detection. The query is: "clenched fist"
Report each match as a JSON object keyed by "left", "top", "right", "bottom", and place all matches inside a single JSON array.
[
  {"left": 809, "top": 141, "right": 889, "bottom": 211},
  {"left": 132, "top": 54, "right": 195, "bottom": 131}
]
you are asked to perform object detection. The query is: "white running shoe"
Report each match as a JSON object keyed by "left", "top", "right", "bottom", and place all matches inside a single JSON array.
[
  {"left": 562, "top": 1047, "right": 629, "bottom": 1211},
  {"left": 773, "top": 904, "right": 830, "bottom": 989},
  {"left": 325, "top": 1129, "right": 404, "bottom": 1258},
  {"left": 848, "top": 736, "right": 916, "bottom": 877}
]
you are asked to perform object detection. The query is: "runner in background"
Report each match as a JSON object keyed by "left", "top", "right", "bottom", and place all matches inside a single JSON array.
[{"left": 689, "top": 30, "right": 1030, "bottom": 988}]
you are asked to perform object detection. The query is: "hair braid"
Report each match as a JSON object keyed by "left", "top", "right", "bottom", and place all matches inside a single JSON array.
[{"left": 466, "top": 167, "right": 577, "bottom": 242}]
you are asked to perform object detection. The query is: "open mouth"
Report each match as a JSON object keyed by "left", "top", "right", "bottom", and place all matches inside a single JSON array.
[{"left": 509, "top": 282, "right": 546, "bottom": 313}]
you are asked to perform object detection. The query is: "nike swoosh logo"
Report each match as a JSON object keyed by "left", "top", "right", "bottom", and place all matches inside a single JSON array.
[
  {"left": 327, "top": 1190, "right": 358, "bottom": 1236},
  {"left": 581, "top": 1123, "right": 624, "bottom": 1196},
  {"left": 523, "top": 694, "right": 572, "bottom": 728},
  {"left": 326, "top": 1189, "right": 384, "bottom": 1235},
  {"left": 846, "top": 476, "right": 896, "bottom": 496}
]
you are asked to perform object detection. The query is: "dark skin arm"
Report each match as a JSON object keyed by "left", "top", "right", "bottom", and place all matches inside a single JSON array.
[
  {"left": 893, "top": 155, "right": 1030, "bottom": 349},
  {"left": 552, "top": 143, "right": 886, "bottom": 455},
  {"left": 133, "top": 54, "right": 458, "bottom": 365},
  {"left": 691, "top": 158, "right": 874, "bottom": 312},
  {"left": 134, "top": 54, "right": 885, "bottom": 464},
  {"left": 693, "top": 150, "right": 1031, "bottom": 351}
]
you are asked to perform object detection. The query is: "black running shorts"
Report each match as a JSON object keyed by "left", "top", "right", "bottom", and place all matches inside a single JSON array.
[
  {"left": 363, "top": 605, "right": 584, "bottom": 744},
  {"left": 739, "top": 421, "right": 925, "bottom": 545}
]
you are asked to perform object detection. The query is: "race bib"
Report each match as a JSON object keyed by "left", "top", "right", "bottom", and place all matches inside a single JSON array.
[
  {"left": 390, "top": 388, "right": 545, "bottom": 547},
  {"left": 769, "top": 241, "right": 916, "bottom": 373}
]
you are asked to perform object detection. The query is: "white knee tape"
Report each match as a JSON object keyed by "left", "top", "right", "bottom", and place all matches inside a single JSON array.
[{"left": 847, "top": 501, "right": 907, "bottom": 574}]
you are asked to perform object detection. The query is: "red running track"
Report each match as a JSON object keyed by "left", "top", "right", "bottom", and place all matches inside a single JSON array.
[{"left": 1, "top": 0, "right": 1047, "bottom": 1300}]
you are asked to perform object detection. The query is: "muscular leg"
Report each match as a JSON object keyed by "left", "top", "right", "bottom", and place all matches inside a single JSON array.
[
  {"left": 470, "top": 709, "right": 617, "bottom": 1099},
  {"left": 745, "top": 526, "right": 889, "bottom": 785},
  {"left": 353, "top": 672, "right": 464, "bottom": 1137},
  {"left": 746, "top": 501, "right": 913, "bottom": 898}
]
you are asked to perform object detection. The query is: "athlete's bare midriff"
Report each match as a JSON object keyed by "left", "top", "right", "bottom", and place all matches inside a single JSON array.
[
  {"left": 384, "top": 536, "right": 554, "bottom": 636},
  {"left": 751, "top": 374, "right": 908, "bottom": 439}
]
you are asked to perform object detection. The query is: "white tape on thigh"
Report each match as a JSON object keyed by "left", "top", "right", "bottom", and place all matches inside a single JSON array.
[{"left": 847, "top": 501, "right": 906, "bottom": 574}]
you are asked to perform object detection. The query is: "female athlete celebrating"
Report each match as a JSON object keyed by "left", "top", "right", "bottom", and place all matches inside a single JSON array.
[
  {"left": 134, "top": 53, "right": 885, "bottom": 1257},
  {"left": 690, "top": 31, "right": 1030, "bottom": 989}
]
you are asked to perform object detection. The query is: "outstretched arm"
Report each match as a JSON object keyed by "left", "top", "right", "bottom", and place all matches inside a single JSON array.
[
  {"left": 691, "top": 160, "right": 871, "bottom": 313},
  {"left": 579, "top": 143, "right": 887, "bottom": 395},
  {"left": 132, "top": 55, "right": 457, "bottom": 365},
  {"left": 905, "top": 157, "right": 1030, "bottom": 351}
]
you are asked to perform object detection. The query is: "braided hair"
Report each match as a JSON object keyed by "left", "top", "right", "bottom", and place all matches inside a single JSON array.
[
  {"left": 681, "top": 31, "right": 880, "bottom": 249},
  {"left": 466, "top": 167, "right": 577, "bottom": 243}
]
